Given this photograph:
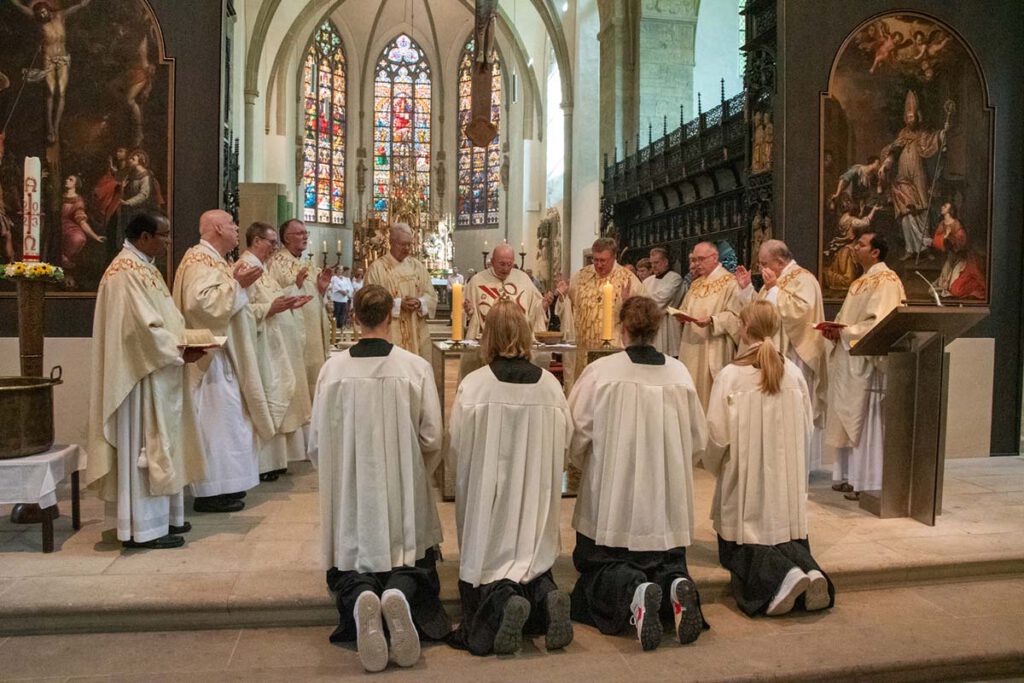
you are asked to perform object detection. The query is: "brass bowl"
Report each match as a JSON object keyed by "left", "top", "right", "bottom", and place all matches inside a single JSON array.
[
  {"left": 0, "top": 367, "right": 62, "bottom": 459},
  {"left": 535, "top": 331, "right": 564, "bottom": 344}
]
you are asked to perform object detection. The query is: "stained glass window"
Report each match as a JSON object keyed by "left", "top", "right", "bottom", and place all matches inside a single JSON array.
[
  {"left": 302, "top": 21, "right": 346, "bottom": 225},
  {"left": 372, "top": 34, "right": 431, "bottom": 223},
  {"left": 456, "top": 38, "right": 502, "bottom": 227}
]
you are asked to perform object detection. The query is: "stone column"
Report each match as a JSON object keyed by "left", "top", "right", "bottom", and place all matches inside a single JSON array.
[{"left": 638, "top": 0, "right": 697, "bottom": 138}]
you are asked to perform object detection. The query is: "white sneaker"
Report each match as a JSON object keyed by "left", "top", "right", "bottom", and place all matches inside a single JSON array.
[
  {"left": 766, "top": 568, "right": 810, "bottom": 616},
  {"left": 629, "top": 582, "right": 663, "bottom": 651},
  {"left": 381, "top": 589, "right": 420, "bottom": 667},
  {"left": 670, "top": 577, "right": 703, "bottom": 644},
  {"left": 354, "top": 591, "right": 389, "bottom": 672},
  {"left": 804, "top": 570, "right": 831, "bottom": 611}
]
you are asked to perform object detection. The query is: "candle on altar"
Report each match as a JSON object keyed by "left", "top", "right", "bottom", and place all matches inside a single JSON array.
[
  {"left": 22, "top": 157, "right": 41, "bottom": 262},
  {"left": 322, "top": 240, "right": 328, "bottom": 253},
  {"left": 451, "top": 282, "right": 464, "bottom": 342},
  {"left": 601, "top": 281, "right": 614, "bottom": 341},
  {"left": 336, "top": 239, "right": 342, "bottom": 254}
]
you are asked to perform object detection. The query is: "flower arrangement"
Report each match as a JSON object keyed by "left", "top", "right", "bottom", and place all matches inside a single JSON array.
[{"left": 1, "top": 261, "right": 65, "bottom": 282}]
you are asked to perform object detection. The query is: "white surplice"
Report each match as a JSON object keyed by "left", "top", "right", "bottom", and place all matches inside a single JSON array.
[
  {"left": 451, "top": 365, "right": 572, "bottom": 587},
  {"left": 309, "top": 343, "right": 444, "bottom": 573},
  {"left": 568, "top": 351, "right": 708, "bottom": 551},
  {"left": 643, "top": 271, "right": 685, "bottom": 356},
  {"left": 704, "top": 359, "right": 813, "bottom": 546}
]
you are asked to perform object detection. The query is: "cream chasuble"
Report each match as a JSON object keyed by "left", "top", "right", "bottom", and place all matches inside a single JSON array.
[
  {"left": 643, "top": 271, "right": 685, "bottom": 355},
  {"left": 265, "top": 249, "right": 331, "bottom": 399},
  {"left": 87, "top": 248, "right": 204, "bottom": 506},
  {"left": 678, "top": 264, "right": 746, "bottom": 409},
  {"left": 365, "top": 253, "right": 438, "bottom": 359},
  {"left": 241, "top": 251, "right": 311, "bottom": 472},
  {"left": 465, "top": 267, "right": 547, "bottom": 340},
  {"left": 704, "top": 359, "right": 813, "bottom": 546},
  {"left": 568, "top": 352, "right": 707, "bottom": 551},
  {"left": 754, "top": 261, "right": 829, "bottom": 424},
  {"left": 825, "top": 262, "right": 905, "bottom": 450},
  {"left": 310, "top": 344, "right": 444, "bottom": 573},
  {"left": 451, "top": 366, "right": 571, "bottom": 587}
]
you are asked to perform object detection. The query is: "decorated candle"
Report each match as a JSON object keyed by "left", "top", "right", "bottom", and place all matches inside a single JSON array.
[
  {"left": 451, "top": 282, "right": 464, "bottom": 341},
  {"left": 601, "top": 281, "right": 614, "bottom": 341},
  {"left": 22, "top": 157, "right": 41, "bottom": 262}
]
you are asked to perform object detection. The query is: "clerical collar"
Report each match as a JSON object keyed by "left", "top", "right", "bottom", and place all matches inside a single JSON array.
[
  {"left": 239, "top": 250, "right": 263, "bottom": 268},
  {"left": 198, "top": 239, "right": 226, "bottom": 262},
  {"left": 489, "top": 356, "right": 542, "bottom": 384},
  {"left": 350, "top": 338, "right": 393, "bottom": 357},
  {"left": 122, "top": 239, "right": 154, "bottom": 264},
  {"left": 779, "top": 260, "right": 798, "bottom": 278},
  {"left": 625, "top": 345, "right": 665, "bottom": 365}
]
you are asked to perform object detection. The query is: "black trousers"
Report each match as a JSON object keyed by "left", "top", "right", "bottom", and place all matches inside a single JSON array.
[
  {"left": 717, "top": 536, "right": 836, "bottom": 616},
  {"left": 570, "top": 533, "right": 707, "bottom": 635},
  {"left": 325, "top": 548, "right": 451, "bottom": 643},
  {"left": 449, "top": 570, "right": 558, "bottom": 656}
]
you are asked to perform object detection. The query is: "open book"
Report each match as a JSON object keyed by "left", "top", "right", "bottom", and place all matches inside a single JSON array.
[
  {"left": 666, "top": 306, "right": 699, "bottom": 324},
  {"left": 178, "top": 329, "right": 227, "bottom": 350}
]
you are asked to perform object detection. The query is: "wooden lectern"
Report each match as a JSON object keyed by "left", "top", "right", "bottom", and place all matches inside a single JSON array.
[{"left": 851, "top": 305, "right": 988, "bottom": 525}]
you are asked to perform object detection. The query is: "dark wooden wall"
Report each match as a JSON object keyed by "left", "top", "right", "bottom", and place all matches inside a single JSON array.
[
  {"left": 0, "top": 0, "right": 223, "bottom": 338},
  {"left": 775, "top": 0, "right": 1024, "bottom": 454}
]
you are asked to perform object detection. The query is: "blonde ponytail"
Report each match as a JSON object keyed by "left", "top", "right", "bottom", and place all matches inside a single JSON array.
[{"left": 734, "top": 301, "right": 785, "bottom": 395}]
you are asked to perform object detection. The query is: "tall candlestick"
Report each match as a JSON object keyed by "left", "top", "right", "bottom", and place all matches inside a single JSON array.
[
  {"left": 22, "top": 157, "right": 41, "bottom": 262},
  {"left": 451, "top": 282, "right": 464, "bottom": 342},
  {"left": 601, "top": 281, "right": 614, "bottom": 341}
]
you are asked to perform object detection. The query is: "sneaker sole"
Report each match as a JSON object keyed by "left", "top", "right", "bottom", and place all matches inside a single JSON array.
[
  {"left": 544, "top": 590, "right": 573, "bottom": 651},
  {"left": 804, "top": 574, "right": 830, "bottom": 611},
  {"left": 766, "top": 575, "right": 810, "bottom": 617},
  {"left": 355, "top": 595, "right": 389, "bottom": 673},
  {"left": 381, "top": 591, "right": 421, "bottom": 667},
  {"left": 639, "top": 584, "right": 663, "bottom": 651},
  {"left": 673, "top": 579, "right": 703, "bottom": 645},
  {"left": 493, "top": 595, "right": 530, "bottom": 655}
]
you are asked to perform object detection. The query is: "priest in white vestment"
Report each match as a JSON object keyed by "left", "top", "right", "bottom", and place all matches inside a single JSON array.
[
  {"left": 240, "top": 222, "right": 314, "bottom": 481},
  {"left": 746, "top": 240, "right": 829, "bottom": 474},
  {"left": 365, "top": 223, "right": 438, "bottom": 360},
  {"left": 568, "top": 296, "right": 709, "bottom": 651},
  {"left": 676, "top": 241, "right": 751, "bottom": 410},
  {"left": 87, "top": 213, "right": 205, "bottom": 548},
  {"left": 173, "top": 210, "right": 273, "bottom": 513},
  {"left": 448, "top": 301, "right": 573, "bottom": 656},
  {"left": 309, "top": 284, "right": 450, "bottom": 672},
  {"left": 822, "top": 232, "right": 906, "bottom": 499},
  {"left": 265, "top": 219, "right": 333, "bottom": 400},
  {"left": 460, "top": 244, "right": 548, "bottom": 378},
  {"left": 704, "top": 301, "right": 834, "bottom": 617},
  {"left": 643, "top": 247, "right": 685, "bottom": 356}
]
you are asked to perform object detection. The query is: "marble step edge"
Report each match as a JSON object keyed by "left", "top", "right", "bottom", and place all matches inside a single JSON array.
[{"left": 0, "top": 554, "right": 1021, "bottom": 636}]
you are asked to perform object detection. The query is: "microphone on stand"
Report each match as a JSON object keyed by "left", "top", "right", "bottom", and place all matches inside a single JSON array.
[{"left": 914, "top": 271, "right": 943, "bottom": 307}]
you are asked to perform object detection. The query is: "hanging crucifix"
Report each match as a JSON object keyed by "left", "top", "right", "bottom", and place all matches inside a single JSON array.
[{"left": 464, "top": 0, "right": 498, "bottom": 148}]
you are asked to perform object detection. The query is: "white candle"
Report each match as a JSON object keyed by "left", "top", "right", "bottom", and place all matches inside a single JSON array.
[
  {"left": 22, "top": 157, "right": 41, "bottom": 262},
  {"left": 336, "top": 239, "right": 342, "bottom": 254},
  {"left": 601, "top": 282, "right": 614, "bottom": 341},
  {"left": 322, "top": 240, "right": 328, "bottom": 253},
  {"left": 451, "top": 283, "right": 464, "bottom": 342}
]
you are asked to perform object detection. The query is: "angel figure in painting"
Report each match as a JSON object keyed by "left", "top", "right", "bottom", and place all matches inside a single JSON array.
[
  {"left": 910, "top": 29, "right": 952, "bottom": 81},
  {"left": 931, "top": 201, "right": 985, "bottom": 300},
  {"left": 858, "top": 20, "right": 911, "bottom": 75},
  {"left": 10, "top": 0, "right": 93, "bottom": 143}
]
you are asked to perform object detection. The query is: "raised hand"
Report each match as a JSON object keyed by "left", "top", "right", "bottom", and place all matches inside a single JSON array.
[
  {"left": 233, "top": 262, "right": 261, "bottom": 288},
  {"left": 316, "top": 266, "right": 334, "bottom": 295},
  {"left": 735, "top": 265, "right": 752, "bottom": 289},
  {"left": 761, "top": 265, "right": 778, "bottom": 289},
  {"left": 295, "top": 266, "right": 309, "bottom": 289}
]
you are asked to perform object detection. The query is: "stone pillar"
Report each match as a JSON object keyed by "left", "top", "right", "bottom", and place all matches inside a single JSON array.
[
  {"left": 243, "top": 88, "right": 259, "bottom": 180},
  {"left": 598, "top": 0, "right": 640, "bottom": 163},
  {"left": 638, "top": 0, "right": 697, "bottom": 138},
  {"left": 238, "top": 182, "right": 286, "bottom": 232}
]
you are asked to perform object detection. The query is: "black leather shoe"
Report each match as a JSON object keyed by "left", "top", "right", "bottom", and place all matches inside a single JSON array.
[
  {"left": 193, "top": 497, "right": 245, "bottom": 513},
  {"left": 222, "top": 491, "right": 247, "bottom": 500},
  {"left": 168, "top": 522, "right": 192, "bottom": 534},
  {"left": 122, "top": 534, "right": 185, "bottom": 549},
  {"left": 259, "top": 472, "right": 279, "bottom": 482}
]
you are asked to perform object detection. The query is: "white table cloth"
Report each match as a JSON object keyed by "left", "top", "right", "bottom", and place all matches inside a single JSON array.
[{"left": 0, "top": 444, "right": 86, "bottom": 509}]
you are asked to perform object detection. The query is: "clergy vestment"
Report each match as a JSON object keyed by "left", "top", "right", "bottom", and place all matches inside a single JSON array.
[
  {"left": 754, "top": 261, "right": 829, "bottom": 471},
  {"left": 825, "top": 262, "right": 906, "bottom": 492},
  {"left": 449, "top": 358, "right": 572, "bottom": 655},
  {"left": 240, "top": 250, "right": 311, "bottom": 473},
  {"left": 365, "top": 253, "right": 438, "bottom": 359},
  {"left": 643, "top": 271, "right": 685, "bottom": 356},
  {"left": 678, "top": 264, "right": 748, "bottom": 409},
  {"left": 173, "top": 241, "right": 274, "bottom": 497},
  {"left": 310, "top": 338, "right": 450, "bottom": 642},
  {"left": 567, "top": 346, "right": 709, "bottom": 634},
  {"left": 86, "top": 244, "right": 204, "bottom": 542},
  {"left": 704, "top": 357, "right": 835, "bottom": 616},
  {"left": 265, "top": 249, "right": 331, "bottom": 400}
]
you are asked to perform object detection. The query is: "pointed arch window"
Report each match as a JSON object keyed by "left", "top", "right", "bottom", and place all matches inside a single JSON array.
[
  {"left": 456, "top": 38, "right": 502, "bottom": 227},
  {"left": 302, "top": 20, "right": 347, "bottom": 225},
  {"left": 372, "top": 33, "right": 431, "bottom": 223}
]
